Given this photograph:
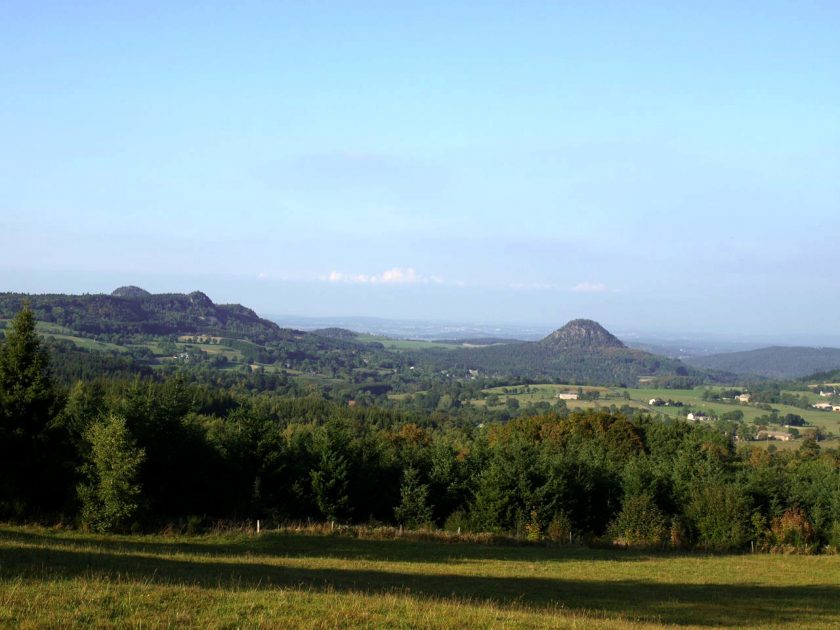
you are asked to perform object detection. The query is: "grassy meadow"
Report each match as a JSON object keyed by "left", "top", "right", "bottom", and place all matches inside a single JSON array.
[
  {"left": 356, "top": 334, "right": 463, "bottom": 351},
  {"left": 465, "top": 383, "right": 840, "bottom": 439},
  {"left": 1, "top": 525, "right": 838, "bottom": 629}
]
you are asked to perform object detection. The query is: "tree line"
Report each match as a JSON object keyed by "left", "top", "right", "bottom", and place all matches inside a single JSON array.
[{"left": 1, "top": 306, "right": 838, "bottom": 552}]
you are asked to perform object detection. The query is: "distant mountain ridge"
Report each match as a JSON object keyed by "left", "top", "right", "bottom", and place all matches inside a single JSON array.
[
  {"left": 0, "top": 288, "right": 286, "bottom": 341},
  {"left": 684, "top": 345, "right": 840, "bottom": 379},
  {"left": 0, "top": 291, "right": 720, "bottom": 387}
]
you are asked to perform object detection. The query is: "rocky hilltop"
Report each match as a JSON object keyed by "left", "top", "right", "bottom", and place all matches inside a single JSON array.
[
  {"left": 540, "top": 319, "right": 625, "bottom": 350},
  {"left": 111, "top": 285, "right": 152, "bottom": 298}
]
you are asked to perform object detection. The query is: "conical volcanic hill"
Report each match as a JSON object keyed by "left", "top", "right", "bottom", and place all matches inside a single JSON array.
[{"left": 540, "top": 319, "right": 625, "bottom": 350}]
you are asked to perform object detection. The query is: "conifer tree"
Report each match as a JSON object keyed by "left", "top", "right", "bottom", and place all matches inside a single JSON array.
[
  {"left": 0, "top": 305, "right": 63, "bottom": 516},
  {"left": 395, "top": 466, "right": 433, "bottom": 528}
]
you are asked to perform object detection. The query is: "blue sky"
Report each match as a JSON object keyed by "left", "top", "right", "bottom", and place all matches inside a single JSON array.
[{"left": 1, "top": 1, "right": 838, "bottom": 338}]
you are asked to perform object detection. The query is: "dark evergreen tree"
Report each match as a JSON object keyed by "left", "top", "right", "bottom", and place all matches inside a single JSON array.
[
  {"left": 0, "top": 305, "right": 67, "bottom": 517},
  {"left": 394, "top": 466, "right": 433, "bottom": 528}
]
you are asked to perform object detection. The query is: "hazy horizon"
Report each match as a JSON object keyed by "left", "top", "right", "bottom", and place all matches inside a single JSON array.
[
  {"left": 4, "top": 274, "right": 840, "bottom": 348},
  {"left": 2, "top": 2, "right": 838, "bottom": 339}
]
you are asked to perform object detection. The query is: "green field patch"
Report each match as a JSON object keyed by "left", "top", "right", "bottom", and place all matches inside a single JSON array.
[
  {"left": 2, "top": 320, "right": 127, "bottom": 353},
  {"left": 0, "top": 525, "right": 838, "bottom": 629},
  {"left": 356, "top": 334, "right": 461, "bottom": 350},
  {"left": 45, "top": 333, "right": 126, "bottom": 353}
]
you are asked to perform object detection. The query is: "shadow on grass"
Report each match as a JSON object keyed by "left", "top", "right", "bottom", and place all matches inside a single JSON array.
[
  {"left": 1, "top": 536, "right": 838, "bottom": 627},
  {"left": 0, "top": 527, "right": 656, "bottom": 564}
]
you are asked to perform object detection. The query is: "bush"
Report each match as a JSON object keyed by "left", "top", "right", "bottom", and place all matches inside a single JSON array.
[
  {"left": 443, "top": 509, "right": 471, "bottom": 533},
  {"left": 546, "top": 511, "right": 573, "bottom": 543},
  {"left": 524, "top": 509, "right": 542, "bottom": 541},
  {"left": 608, "top": 494, "right": 668, "bottom": 547},
  {"left": 78, "top": 414, "right": 145, "bottom": 533},
  {"left": 771, "top": 508, "right": 817, "bottom": 552},
  {"left": 829, "top": 521, "right": 840, "bottom": 552},
  {"left": 686, "top": 483, "right": 751, "bottom": 551}
]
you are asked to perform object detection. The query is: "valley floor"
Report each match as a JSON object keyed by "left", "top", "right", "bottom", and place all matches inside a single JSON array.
[{"left": 1, "top": 525, "right": 838, "bottom": 629}]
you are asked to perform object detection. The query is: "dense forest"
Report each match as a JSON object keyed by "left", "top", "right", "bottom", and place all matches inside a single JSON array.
[{"left": 1, "top": 306, "right": 838, "bottom": 553}]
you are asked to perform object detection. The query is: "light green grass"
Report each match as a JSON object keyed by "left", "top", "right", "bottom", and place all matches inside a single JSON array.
[
  {"left": 0, "top": 525, "right": 838, "bottom": 629},
  {"left": 356, "top": 334, "right": 462, "bottom": 350}
]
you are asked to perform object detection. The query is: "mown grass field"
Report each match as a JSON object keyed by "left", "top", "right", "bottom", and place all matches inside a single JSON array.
[{"left": 1, "top": 525, "right": 838, "bottom": 629}]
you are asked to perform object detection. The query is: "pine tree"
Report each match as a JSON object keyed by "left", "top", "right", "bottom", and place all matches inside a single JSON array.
[
  {"left": 395, "top": 467, "right": 433, "bottom": 529},
  {"left": 310, "top": 448, "right": 351, "bottom": 522},
  {"left": 0, "top": 304, "right": 63, "bottom": 516},
  {"left": 0, "top": 304, "right": 56, "bottom": 435}
]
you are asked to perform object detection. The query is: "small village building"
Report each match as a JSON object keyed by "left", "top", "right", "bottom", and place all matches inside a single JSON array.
[
  {"left": 813, "top": 403, "right": 833, "bottom": 410},
  {"left": 736, "top": 394, "right": 751, "bottom": 403},
  {"left": 686, "top": 412, "right": 711, "bottom": 422},
  {"left": 556, "top": 393, "right": 579, "bottom": 400},
  {"left": 756, "top": 430, "right": 792, "bottom": 441}
]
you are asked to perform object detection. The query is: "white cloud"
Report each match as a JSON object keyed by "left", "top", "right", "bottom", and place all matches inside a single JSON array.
[
  {"left": 570, "top": 282, "right": 608, "bottom": 293},
  {"left": 324, "top": 267, "right": 439, "bottom": 285},
  {"left": 380, "top": 267, "right": 418, "bottom": 284},
  {"left": 256, "top": 271, "right": 269, "bottom": 280}
]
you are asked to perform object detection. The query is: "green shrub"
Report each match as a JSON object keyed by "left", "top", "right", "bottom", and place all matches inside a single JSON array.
[
  {"left": 78, "top": 414, "right": 145, "bottom": 533},
  {"left": 608, "top": 494, "right": 668, "bottom": 547},
  {"left": 686, "top": 483, "right": 751, "bottom": 550},
  {"left": 546, "top": 511, "right": 572, "bottom": 543}
]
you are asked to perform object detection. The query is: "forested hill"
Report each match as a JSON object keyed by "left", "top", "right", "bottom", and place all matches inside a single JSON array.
[
  {"left": 685, "top": 346, "right": 840, "bottom": 380},
  {"left": 413, "top": 320, "right": 709, "bottom": 386},
  {"left": 0, "top": 288, "right": 289, "bottom": 342}
]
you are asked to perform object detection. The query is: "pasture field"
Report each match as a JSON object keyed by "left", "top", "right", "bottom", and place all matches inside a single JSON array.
[
  {"left": 356, "top": 334, "right": 462, "bottom": 351},
  {"left": 1, "top": 525, "right": 838, "bottom": 629},
  {"left": 0, "top": 320, "right": 128, "bottom": 353},
  {"left": 470, "top": 384, "right": 653, "bottom": 413},
  {"left": 629, "top": 388, "right": 840, "bottom": 434},
  {"left": 459, "top": 384, "right": 840, "bottom": 446}
]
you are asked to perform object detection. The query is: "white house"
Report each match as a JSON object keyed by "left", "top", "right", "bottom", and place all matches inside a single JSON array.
[
  {"left": 736, "top": 394, "right": 751, "bottom": 403},
  {"left": 813, "top": 402, "right": 833, "bottom": 410},
  {"left": 556, "top": 393, "right": 579, "bottom": 400},
  {"left": 687, "top": 412, "right": 711, "bottom": 422}
]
